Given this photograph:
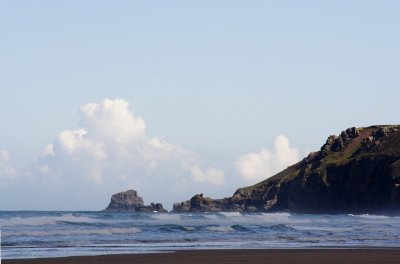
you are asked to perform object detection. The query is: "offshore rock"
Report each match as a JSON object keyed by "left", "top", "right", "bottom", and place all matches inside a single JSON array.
[
  {"left": 173, "top": 125, "right": 400, "bottom": 214},
  {"left": 104, "top": 190, "right": 167, "bottom": 212},
  {"left": 173, "top": 193, "right": 235, "bottom": 212},
  {"left": 136, "top": 203, "right": 167, "bottom": 212}
]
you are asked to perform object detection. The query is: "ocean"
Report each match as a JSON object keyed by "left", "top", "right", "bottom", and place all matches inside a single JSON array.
[{"left": 1, "top": 211, "right": 399, "bottom": 259}]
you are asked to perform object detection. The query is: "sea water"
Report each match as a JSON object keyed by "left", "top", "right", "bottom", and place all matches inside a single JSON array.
[{"left": 0, "top": 211, "right": 399, "bottom": 259}]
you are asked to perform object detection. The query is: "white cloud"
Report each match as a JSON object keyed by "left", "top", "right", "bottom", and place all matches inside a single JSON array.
[
  {"left": 2, "top": 99, "right": 303, "bottom": 210},
  {"left": 0, "top": 150, "right": 17, "bottom": 182},
  {"left": 190, "top": 165, "right": 225, "bottom": 185},
  {"left": 55, "top": 129, "right": 107, "bottom": 160},
  {"left": 27, "top": 98, "right": 225, "bottom": 209},
  {"left": 235, "top": 135, "right": 300, "bottom": 184},
  {"left": 79, "top": 99, "right": 146, "bottom": 145},
  {"left": 0, "top": 99, "right": 306, "bottom": 210}
]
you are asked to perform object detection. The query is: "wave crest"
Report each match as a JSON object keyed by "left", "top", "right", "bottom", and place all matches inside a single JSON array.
[
  {"left": 0, "top": 214, "right": 99, "bottom": 227},
  {"left": 3, "top": 227, "right": 141, "bottom": 237}
]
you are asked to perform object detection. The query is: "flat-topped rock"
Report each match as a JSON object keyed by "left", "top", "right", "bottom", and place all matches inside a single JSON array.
[{"left": 104, "top": 190, "right": 167, "bottom": 212}]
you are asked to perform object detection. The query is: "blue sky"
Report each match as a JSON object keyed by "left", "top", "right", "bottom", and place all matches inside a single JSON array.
[{"left": 0, "top": 1, "right": 399, "bottom": 210}]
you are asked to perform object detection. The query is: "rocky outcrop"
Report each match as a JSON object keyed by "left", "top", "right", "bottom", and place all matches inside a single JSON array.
[
  {"left": 136, "top": 202, "right": 167, "bottom": 212},
  {"left": 104, "top": 190, "right": 167, "bottom": 212},
  {"left": 173, "top": 125, "right": 400, "bottom": 214},
  {"left": 173, "top": 194, "right": 233, "bottom": 212}
]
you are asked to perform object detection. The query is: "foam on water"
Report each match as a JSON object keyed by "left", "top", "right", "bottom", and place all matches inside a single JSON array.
[
  {"left": 258, "top": 213, "right": 312, "bottom": 224},
  {"left": 3, "top": 227, "right": 141, "bottom": 237},
  {"left": 219, "top": 212, "right": 243, "bottom": 217},
  {"left": 202, "top": 214, "right": 219, "bottom": 220},
  {"left": 290, "top": 225, "right": 353, "bottom": 232},
  {"left": 0, "top": 214, "right": 98, "bottom": 227},
  {"left": 205, "top": 226, "right": 235, "bottom": 232},
  {"left": 151, "top": 213, "right": 181, "bottom": 221},
  {"left": 357, "top": 214, "right": 390, "bottom": 219}
]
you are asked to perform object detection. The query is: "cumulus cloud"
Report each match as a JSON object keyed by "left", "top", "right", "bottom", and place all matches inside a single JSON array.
[
  {"left": 190, "top": 165, "right": 225, "bottom": 185},
  {"left": 79, "top": 99, "right": 146, "bottom": 145},
  {"left": 236, "top": 135, "right": 300, "bottom": 184},
  {"left": 1, "top": 99, "right": 302, "bottom": 210},
  {"left": 0, "top": 150, "right": 17, "bottom": 182},
  {"left": 27, "top": 98, "right": 225, "bottom": 209}
]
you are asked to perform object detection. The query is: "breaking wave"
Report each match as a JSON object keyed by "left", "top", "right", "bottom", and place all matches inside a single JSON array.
[
  {"left": 353, "top": 214, "right": 390, "bottom": 219},
  {"left": 205, "top": 226, "right": 235, "bottom": 232},
  {"left": 151, "top": 214, "right": 181, "bottom": 221},
  {"left": 0, "top": 214, "right": 99, "bottom": 227},
  {"left": 3, "top": 227, "right": 141, "bottom": 237}
]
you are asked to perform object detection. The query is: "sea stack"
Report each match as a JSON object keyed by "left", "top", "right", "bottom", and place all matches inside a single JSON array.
[
  {"left": 104, "top": 190, "right": 167, "bottom": 212},
  {"left": 173, "top": 125, "right": 400, "bottom": 214}
]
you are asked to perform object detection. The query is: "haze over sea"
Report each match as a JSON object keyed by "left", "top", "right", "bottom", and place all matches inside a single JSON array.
[{"left": 1, "top": 211, "right": 399, "bottom": 259}]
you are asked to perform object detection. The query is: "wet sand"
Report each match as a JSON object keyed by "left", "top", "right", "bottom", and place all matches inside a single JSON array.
[{"left": 4, "top": 249, "right": 400, "bottom": 264}]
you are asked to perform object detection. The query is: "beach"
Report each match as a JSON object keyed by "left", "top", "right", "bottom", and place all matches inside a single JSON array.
[{"left": 4, "top": 249, "right": 400, "bottom": 264}]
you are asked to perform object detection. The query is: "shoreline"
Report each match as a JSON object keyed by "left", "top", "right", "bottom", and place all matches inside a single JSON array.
[{"left": 4, "top": 248, "right": 400, "bottom": 264}]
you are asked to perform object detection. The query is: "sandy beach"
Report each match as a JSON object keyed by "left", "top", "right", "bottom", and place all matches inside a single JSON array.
[{"left": 4, "top": 249, "right": 400, "bottom": 264}]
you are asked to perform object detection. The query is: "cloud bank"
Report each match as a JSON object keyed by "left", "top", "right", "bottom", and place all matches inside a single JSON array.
[
  {"left": 0, "top": 99, "right": 302, "bottom": 210},
  {"left": 236, "top": 135, "right": 300, "bottom": 183},
  {"left": 23, "top": 99, "right": 226, "bottom": 209}
]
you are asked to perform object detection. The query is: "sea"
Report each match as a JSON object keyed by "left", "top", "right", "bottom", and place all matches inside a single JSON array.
[{"left": 1, "top": 211, "right": 399, "bottom": 259}]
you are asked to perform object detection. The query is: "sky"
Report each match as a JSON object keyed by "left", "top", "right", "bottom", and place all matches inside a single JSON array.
[{"left": 0, "top": 1, "right": 399, "bottom": 210}]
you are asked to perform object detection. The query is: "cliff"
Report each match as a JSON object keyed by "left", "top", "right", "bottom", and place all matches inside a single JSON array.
[
  {"left": 104, "top": 190, "right": 167, "bottom": 212},
  {"left": 173, "top": 125, "right": 400, "bottom": 214}
]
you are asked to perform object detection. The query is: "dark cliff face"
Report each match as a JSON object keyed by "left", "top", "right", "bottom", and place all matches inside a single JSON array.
[
  {"left": 173, "top": 125, "right": 400, "bottom": 214},
  {"left": 104, "top": 190, "right": 167, "bottom": 212}
]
